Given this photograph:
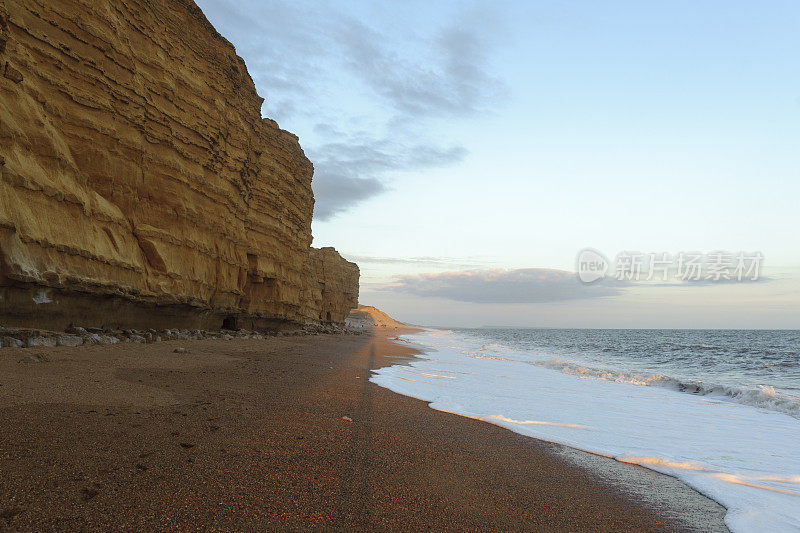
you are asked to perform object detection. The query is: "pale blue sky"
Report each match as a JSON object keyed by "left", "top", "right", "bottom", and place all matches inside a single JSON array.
[{"left": 196, "top": 0, "right": 800, "bottom": 327}]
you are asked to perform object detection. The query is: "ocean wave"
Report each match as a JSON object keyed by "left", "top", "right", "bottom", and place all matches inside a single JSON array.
[
  {"left": 527, "top": 358, "right": 800, "bottom": 419},
  {"left": 377, "top": 329, "right": 800, "bottom": 532}
]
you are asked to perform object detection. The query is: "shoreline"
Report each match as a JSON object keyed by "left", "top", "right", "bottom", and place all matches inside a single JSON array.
[
  {"left": 384, "top": 328, "right": 732, "bottom": 529},
  {"left": 0, "top": 329, "right": 726, "bottom": 530}
]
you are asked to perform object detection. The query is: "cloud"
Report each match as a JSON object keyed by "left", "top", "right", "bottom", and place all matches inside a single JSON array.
[
  {"left": 382, "top": 268, "right": 624, "bottom": 304},
  {"left": 343, "top": 254, "right": 489, "bottom": 268},
  {"left": 337, "top": 21, "right": 507, "bottom": 118},
  {"left": 312, "top": 175, "right": 387, "bottom": 221},
  {"left": 308, "top": 137, "right": 467, "bottom": 220},
  {"left": 194, "top": 0, "right": 506, "bottom": 219}
]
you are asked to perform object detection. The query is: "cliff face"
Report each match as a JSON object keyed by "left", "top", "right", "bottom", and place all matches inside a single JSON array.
[
  {"left": 0, "top": 0, "right": 358, "bottom": 330},
  {"left": 305, "top": 248, "right": 360, "bottom": 325}
]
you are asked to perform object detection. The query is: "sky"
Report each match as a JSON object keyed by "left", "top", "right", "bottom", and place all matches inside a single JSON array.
[{"left": 195, "top": 0, "right": 800, "bottom": 328}]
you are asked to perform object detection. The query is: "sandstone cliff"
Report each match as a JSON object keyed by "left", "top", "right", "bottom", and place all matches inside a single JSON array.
[
  {"left": 346, "top": 305, "right": 409, "bottom": 331},
  {"left": 306, "top": 248, "right": 360, "bottom": 325},
  {"left": 0, "top": 0, "right": 358, "bottom": 330}
]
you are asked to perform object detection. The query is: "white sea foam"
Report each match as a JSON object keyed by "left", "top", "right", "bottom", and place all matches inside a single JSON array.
[
  {"left": 371, "top": 329, "right": 800, "bottom": 533},
  {"left": 526, "top": 359, "right": 800, "bottom": 419}
]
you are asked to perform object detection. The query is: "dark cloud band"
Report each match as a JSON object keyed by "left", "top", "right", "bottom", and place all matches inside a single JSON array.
[{"left": 383, "top": 268, "right": 623, "bottom": 304}]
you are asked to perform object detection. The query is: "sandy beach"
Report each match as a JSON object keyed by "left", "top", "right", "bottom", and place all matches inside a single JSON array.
[{"left": 0, "top": 329, "right": 728, "bottom": 531}]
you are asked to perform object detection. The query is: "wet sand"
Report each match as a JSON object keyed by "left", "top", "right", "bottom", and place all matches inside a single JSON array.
[{"left": 0, "top": 330, "right": 727, "bottom": 531}]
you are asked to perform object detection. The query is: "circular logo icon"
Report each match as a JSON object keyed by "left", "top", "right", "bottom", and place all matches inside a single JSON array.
[{"left": 576, "top": 248, "right": 608, "bottom": 283}]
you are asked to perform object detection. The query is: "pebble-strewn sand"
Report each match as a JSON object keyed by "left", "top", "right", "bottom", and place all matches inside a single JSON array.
[{"left": 0, "top": 331, "right": 726, "bottom": 531}]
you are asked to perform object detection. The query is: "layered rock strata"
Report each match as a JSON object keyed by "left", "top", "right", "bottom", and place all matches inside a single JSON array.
[
  {"left": 0, "top": 0, "right": 358, "bottom": 330},
  {"left": 306, "top": 247, "right": 360, "bottom": 325}
]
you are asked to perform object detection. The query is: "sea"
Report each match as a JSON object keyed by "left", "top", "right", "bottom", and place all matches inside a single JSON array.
[{"left": 370, "top": 328, "right": 800, "bottom": 532}]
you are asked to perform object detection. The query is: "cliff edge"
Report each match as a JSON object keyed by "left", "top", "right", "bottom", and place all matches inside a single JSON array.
[{"left": 0, "top": 0, "right": 358, "bottom": 330}]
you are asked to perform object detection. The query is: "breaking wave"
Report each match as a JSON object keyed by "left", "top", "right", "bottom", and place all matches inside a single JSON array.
[{"left": 526, "top": 357, "right": 800, "bottom": 419}]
